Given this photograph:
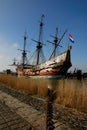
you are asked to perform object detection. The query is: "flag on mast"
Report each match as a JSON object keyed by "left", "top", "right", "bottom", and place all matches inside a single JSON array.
[{"left": 69, "top": 34, "right": 74, "bottom": 43}]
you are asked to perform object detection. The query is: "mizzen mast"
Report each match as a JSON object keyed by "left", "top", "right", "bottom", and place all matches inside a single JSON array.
[
  {"left": 47, "top": 28, "right": 67, "bottom": 59},
  {"left": 47, "top": 27, "right": 59, "bottom": 57}
]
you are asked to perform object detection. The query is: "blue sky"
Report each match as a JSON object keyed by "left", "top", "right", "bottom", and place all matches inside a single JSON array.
[{"left": 0, "top": 0, "right": 87, "bottom": 72}]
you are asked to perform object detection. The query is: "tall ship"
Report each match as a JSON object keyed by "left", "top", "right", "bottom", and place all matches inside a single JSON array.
[{"left": 15, "top": 15, "right": 72, "bottom": 78}]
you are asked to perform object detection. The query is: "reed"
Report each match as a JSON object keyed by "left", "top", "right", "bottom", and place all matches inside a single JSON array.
[
  {"left": 0, "top": 74, "right": 87, "bottom": 112},
  {"left": 55, "top": 79, "right": 87, "bottom": 112},
  {"left": 0, "top": 75, "right": 49, "bottom": 96}
]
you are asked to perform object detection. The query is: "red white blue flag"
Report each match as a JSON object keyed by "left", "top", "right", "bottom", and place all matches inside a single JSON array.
[{"left": 69, "top": 34, "right": 74, "bottom": 43}]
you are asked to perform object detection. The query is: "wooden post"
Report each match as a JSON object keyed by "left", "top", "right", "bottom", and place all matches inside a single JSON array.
[{"left": 46, "top": 87, "right": 55, "bottom": 130}]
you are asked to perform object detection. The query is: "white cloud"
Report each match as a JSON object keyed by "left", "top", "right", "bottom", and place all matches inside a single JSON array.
[
  {"left": 0, "top": 55, "right": 3, "bottom": 59},
  {"left": 12, "top": 43, "right": 19, "bottom": 48},
  {"left": 0, "top": 38, "right": 17, "bottom": 71}
]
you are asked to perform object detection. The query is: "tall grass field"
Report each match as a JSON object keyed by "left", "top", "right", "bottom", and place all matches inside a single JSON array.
[{"left": 0, "top": 74, "right": 87, "bottom": 112}]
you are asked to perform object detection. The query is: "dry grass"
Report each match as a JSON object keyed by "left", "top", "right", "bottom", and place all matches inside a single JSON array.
[
  {"left": 54, "top": 79, "right": 87, "bottom": 112},
  {"left": 0, "top": 74, "right": 49, "bottom": 96},
  {"left": 0, "top": 74, "right": 87, "bottom": 112}
]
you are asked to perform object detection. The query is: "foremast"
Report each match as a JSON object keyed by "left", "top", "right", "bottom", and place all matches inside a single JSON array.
[{"left": 18, "top": 32, "right": 28, "bottom": 68}]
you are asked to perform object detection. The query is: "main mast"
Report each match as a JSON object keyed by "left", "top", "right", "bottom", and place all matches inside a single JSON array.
[
  {"left": 53, "top": 28, "right": 58, "bottom": 57},
  {"left": 37, "top": 15, "right": 44, "bottom": 64},
  {"left": 32, "top": 15, "right": 45, "bottom": 65},
  {"left": 22, "top": 32, "right": 27, "bottom": 66}
]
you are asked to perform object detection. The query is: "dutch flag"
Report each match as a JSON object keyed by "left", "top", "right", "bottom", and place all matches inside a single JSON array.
[{"left": 69, "top": 34, "right": 74, "bottom": 43}]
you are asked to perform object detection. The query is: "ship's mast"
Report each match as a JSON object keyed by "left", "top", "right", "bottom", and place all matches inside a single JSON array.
[
  {"left": 51, "top": 27, "right": 58, "bottom": 57},
  {"left": 32, "top": 14, "right": 45, "bottom": 65},
  {"left": 22, "top": 32, "right": 27, "bottom": 66},
  {"left": 37, "top": 15, "right": 44, "bottom": 65},
  {"left": 54, "top": 28, "right": 58, "bottom": 56},
  {"left": 18, "top": 32, "right": 27, "bottom": 67},
  {"left": 47, "top": 27, "right": 59, "bottom": 58},
  {"left": 47, "top": 28, "right": 67, "bottom": 59}
]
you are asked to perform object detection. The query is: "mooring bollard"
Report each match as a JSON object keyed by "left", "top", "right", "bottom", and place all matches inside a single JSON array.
[{"left": 46, "top": 86, "right": 56, "bottom": 130}]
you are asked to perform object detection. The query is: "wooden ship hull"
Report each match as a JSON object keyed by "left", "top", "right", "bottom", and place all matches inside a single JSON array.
[{"left": 16, "top": 48, "right": 72, "bottom": 77}]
